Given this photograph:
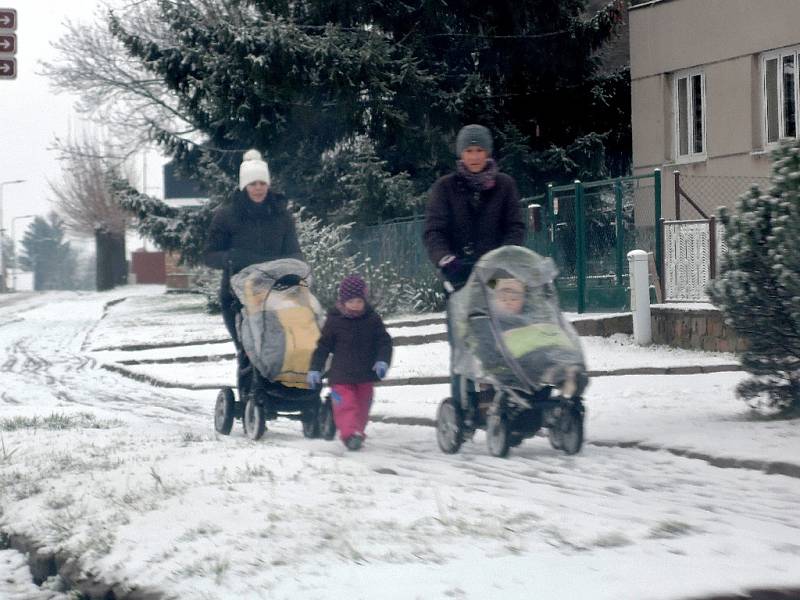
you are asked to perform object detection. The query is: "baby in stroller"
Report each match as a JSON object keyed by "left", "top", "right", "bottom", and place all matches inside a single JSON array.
[
  {"left": 213, "top": 258, "right": 336, "bottom": 441},
  {"left": 436, "top": 245, "right": 588, "bottom": 457}
]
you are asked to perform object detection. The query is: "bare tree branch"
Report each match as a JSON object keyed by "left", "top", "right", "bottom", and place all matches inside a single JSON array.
[{"left": 50, "top": 135, "right": 130, "bottom": 237}]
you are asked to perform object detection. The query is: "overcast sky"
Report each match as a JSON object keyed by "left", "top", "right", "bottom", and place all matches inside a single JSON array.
[{"left": 0, "top": 0, "right": 164, "bottom": 250}]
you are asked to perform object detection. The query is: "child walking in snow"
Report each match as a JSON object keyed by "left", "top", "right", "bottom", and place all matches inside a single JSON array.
[{"left": 307, "top": 275, "right": 393, "bottom": 450}]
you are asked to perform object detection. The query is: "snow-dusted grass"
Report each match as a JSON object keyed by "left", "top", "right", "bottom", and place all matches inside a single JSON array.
[{"left": 1, "top": 287, "right": 798, "bottom": 600}]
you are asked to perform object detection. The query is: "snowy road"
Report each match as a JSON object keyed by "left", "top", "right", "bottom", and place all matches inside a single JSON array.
[{"left": 1, "top": 289, "right": 799, "bottom": 600}]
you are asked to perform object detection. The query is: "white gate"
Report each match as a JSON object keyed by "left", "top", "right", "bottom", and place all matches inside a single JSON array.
[{"left": 663, "top": 219, "right": 725, "bottom": 302}]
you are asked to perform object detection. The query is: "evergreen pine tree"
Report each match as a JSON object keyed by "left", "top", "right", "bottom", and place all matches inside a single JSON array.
[
  {"left": 18, "top": 213, "right": 78, "bottom": 291},
  {"left": 103, "top": 0, "right": 626, "bottom": 230},
  {"left": 709, "top": 142, "right": 800, "bottom": 415}
]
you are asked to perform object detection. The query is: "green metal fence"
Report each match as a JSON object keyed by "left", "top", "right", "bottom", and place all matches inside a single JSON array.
[
  {"left": 351, "top": 169, "right": 663, "bottom": 313},
  {"left": 350, "top": 216, "right": 431, "bottom": 280},
  {"left": 542, "top": 170, "right": 662, "bottom": 312}
]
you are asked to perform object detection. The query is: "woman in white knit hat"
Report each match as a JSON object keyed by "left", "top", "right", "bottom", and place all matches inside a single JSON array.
[{"left": 203, "top": 149, "right": 303, "bottom": 355}]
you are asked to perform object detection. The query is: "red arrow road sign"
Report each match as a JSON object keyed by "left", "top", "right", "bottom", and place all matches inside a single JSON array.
[
  {"left": 0, "top": 57, "right": 15, "bottom": 79},
  {"left": 0, "top": 33, "right": 15, "bottom": 54},
  {"left": 0, "top": 8, "right": 16, "bottom": 30}
]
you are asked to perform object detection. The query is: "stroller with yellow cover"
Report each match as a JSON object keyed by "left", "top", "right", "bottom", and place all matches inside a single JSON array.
[
  {"left": 213, "top": 259, "right": 336, "bottom": 441},
  {"left": 436, "top": 246, "right": 588, "bottom": 457}
]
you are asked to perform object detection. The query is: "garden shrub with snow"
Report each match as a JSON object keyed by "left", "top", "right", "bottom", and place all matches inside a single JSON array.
[{"left": 710, "top": 141, "right": 800, "bottom": 415}]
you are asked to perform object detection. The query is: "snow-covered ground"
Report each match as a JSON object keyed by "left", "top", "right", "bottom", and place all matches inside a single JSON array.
[{"left": 1, "top": 287, "right": 799, "bottom": 600}]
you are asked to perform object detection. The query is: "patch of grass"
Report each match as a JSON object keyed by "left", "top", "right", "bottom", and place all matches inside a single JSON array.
[
  {"left": 46, "top": 492, "right": 76, "bottom": 511},
  {"left": 13, "top": 480, "right": 43, "bottom": 500},
  {"left": 172, "top": 555, "right": 231, "bottom": 585},
  {"left": 45, "top": 503, "right": 88, "bottom": 544},
  {"left": 181, "top": 431, "right": 205, "bottom": 444},
  {"left": 592, "top": 532, "right": 633, "bottom": 548},
  {"left": 647, "top": 520, "right": 697, "bottom": 539},
  {"left": 0, "top": 412, "right": 123, "bottom": 431},
  {"left": 178, "top": 522, "right": 223, "bottom": 543},
  {"left": 149, "top": 465, "right": 186, "bottom": 497},
  {"left": 0, "top": 432, "right": 17, "bottom": 463},
  {"left": 235, "top": 463, "right": 271, "bottom": 481}
]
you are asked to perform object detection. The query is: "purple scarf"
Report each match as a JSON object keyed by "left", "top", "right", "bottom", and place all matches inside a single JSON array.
[{"left": 456, "top": 158, "right": 498, "bottom": 192}]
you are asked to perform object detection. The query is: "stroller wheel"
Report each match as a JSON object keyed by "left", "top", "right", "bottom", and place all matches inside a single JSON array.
[
  {"left": 436, "top": 398, "right": 463, "bottom": 454},
  {"left": 214, "top": 387, "right": 236, "bottom": 435},
  {"left": 508, "top": 432, "right": 525, "bottom": 448},
  {"left": 302, "top": 403, "right": 321, "bottom": 439},
  {"left": 244, "top": 398, "right": 266, "bottom": 441},
  {"left": 550, "top": 402, "right": 584, "bottom": 455},
  {"left": 319, "top": 395, "right": 337, "bottom": 441},
  {"left": 548, "top": 426, "right": 562, "bottom": 450},
  {"left": 486, "top": 413, "right": 510, "bottom": 458}
]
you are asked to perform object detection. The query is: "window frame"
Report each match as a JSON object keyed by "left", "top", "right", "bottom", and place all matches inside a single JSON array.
[
  {"left": 673, "top": 68, "right": 707, "bottom": 164},
  {"left": 762, "top": 47, "right": 800, "bottom": 148}
]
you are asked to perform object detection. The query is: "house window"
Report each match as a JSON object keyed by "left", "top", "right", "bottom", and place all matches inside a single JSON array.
[
  {"left": 763, "top": 48, "right": 800, "bottom": 145},
  {"left": 674, "top": 70, "right": 706, "bottom": 160}
]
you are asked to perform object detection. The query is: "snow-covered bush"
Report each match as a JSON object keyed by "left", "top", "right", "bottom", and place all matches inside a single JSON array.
[
  {"left": 295, "top": 208, "right": 419, "bottom": 315},
  {"left": 195, "top": 207, "right": 443, "bottom": 316},
  {"left": 708, "top": 141, "right": 800, "bottom": 415},
  {"left": 193, "top": 266, "right": 222, "bottom": 314}
]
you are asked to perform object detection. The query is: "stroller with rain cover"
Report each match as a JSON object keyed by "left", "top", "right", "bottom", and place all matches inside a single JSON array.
[
  {"left": 436, "top": 246, "right": 588, "bottom": 457},
  {"left": 213, "top": 259, "right": 336, "bottom": 441}
]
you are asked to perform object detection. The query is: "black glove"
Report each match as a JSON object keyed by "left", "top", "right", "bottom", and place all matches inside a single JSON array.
[{"left": 440, "top": 256, "right": 471, "bottom": 289}]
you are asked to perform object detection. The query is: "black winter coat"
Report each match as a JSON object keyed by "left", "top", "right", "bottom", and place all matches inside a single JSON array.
[
  {"left": 203, "top": 190, "right": 303, "bottom": 295},
  {"left": 310, "top": 305, "right": 393, "bottom": 385},
  {"left": 423, "top": 172, "right": 525, "bottom": 267}
]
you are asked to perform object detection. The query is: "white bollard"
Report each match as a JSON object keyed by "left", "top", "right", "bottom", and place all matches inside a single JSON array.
[{"left": 627, "top": 249, "right": 652, "bottom": 345}]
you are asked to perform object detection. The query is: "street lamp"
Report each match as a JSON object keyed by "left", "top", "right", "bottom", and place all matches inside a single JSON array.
[
  {"left": 0, "top": 178, "right": 26, "bottom": 293},
  {"left": 11, "top": 214, "right": 34, "bottom": 291}
]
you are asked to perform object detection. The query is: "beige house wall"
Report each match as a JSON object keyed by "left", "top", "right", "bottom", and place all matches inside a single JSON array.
[
  {"left": 630, "top": 0, "right": 800, "bottom": 79},
  {"left": 630, "top": 0, "right": 800, "bottom": 215}
]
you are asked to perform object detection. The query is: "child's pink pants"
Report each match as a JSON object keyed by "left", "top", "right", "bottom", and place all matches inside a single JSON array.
[{"left": 330, "top": 383, "right": 374, "bottom": 442}]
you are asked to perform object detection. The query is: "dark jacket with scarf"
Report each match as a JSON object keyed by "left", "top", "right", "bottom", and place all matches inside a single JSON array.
[
  {"left": 423, "top": 171, "right": 525, "bottom": 267},
  {"left": 203, "top": 190, "right": 303, "bottom": 296},
  {"left": 310, "top": 305, "right": 393, "bottom": 384}
]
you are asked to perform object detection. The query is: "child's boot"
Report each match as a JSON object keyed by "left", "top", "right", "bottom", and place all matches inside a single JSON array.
[{"left": 345, "top": 432, "right": 364, "bottom": 451}]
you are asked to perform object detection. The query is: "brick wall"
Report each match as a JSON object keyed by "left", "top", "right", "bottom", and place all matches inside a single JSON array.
[
  {"left": 164, "top": 252, "right": 193, "bottom": 290},
  {"left": 651, "top": 304, "right": 747, "bottom": 352}
]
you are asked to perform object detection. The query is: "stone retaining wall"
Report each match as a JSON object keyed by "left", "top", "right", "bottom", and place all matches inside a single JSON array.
[{"left": 651, "top": 304, "right": 746, "bottom": 352}]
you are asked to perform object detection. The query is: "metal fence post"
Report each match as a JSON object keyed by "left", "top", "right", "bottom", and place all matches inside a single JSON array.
[
  {"left": 659, "top": 217, "right": 666, "bottom": 301},
  {"left": 654, "top": 168, "right": 662, "bottom": 284},
  {"left": 545, "top": 183, "right": 555, "bottom": 257},
  {"left": 575, "top": 180, "right": 586, "bottom": 314},
  {"left": 614, "top": 178, "right": 624, "bottom": 286},
  {"left": 708, "top": 215, "right": 716, "bottom": 279}
]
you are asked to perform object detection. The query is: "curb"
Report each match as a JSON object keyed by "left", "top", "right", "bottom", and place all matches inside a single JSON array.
[
  {"left": 589, "top": 440, "right": 800, "bottom": 479},
  {"left": 101, "top": 362, "right": 743, "bottom": 390},
  {"left": 682, "top": 588, "right": 800, "bottom": 600},
  {"left": 90, "top": 313, "right": 631, "bottom": 354}
]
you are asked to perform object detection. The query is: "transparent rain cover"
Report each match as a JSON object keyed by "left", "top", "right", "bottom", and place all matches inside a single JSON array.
[
  {"left": 449, "top": 246, "right": 586, "bottom": 393},
  {"left": 230, "top": 259, "right": 325, "bottom": 388}
]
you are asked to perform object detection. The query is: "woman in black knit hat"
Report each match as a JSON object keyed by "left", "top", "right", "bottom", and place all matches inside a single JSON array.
[{"left": 422, "top": 124, "right": 526, "bottom": 406}]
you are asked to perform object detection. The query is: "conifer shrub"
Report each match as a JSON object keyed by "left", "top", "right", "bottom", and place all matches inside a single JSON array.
[{"left": 709, "top": 142, "right": 800, "bottom": 415}]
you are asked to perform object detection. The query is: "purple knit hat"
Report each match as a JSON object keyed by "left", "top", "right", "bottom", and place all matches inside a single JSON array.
[{"left": 338, "top": 274, "right": 368, "bottom": 303}]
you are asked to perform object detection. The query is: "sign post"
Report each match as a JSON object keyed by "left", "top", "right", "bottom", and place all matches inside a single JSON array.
[{"left": 0, "top": 8, "right": 16, "bottom": 80}]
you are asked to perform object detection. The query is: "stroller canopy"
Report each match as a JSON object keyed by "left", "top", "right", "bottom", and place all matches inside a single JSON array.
[
  {"left": 231, "top": 258, "right": 314, "bottom": 311},
  {"left": 450, "top": 246, "right": 586, "bottom": 393},
  {"left": 231, "top": 259, "right": 324, "bottom": 388}
]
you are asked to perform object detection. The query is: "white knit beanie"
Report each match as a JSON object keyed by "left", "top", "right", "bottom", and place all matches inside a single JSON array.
[{"left": 238, "top": 149, "right": 271, "bottom": 190}]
